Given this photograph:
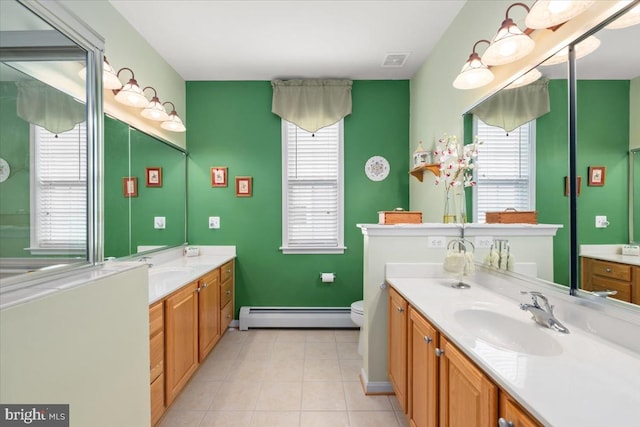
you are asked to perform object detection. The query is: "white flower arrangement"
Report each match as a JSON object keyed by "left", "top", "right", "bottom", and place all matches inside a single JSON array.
[{"left": 433, "top": 134, "right": 481, "bottom": 190}]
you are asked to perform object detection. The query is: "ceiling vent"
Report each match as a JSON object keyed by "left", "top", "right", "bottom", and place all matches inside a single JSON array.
[{"left": 382, "top": 52, "right": 410, "bottom": 67}]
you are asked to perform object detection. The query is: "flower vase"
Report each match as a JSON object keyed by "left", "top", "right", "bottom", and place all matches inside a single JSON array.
[{"left": 443, "top": 184, "right": 467, "bottom": 223}]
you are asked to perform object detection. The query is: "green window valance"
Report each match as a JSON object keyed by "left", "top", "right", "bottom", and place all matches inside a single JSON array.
[
  {"left": 272, "top": 79, "right": 352, "bottom": 133},
  {"left": 470, "top": 79, "right": 550, "bottom": 132}
]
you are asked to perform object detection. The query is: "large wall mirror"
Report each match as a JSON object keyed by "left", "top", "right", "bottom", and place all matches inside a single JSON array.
[{"left": 464, "top": 4, "right": 640, "bottom": 309}]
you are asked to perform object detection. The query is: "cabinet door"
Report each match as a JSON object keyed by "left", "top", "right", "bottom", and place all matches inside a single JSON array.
[
  {"left": 499, "top": 393, "right": 541, "bottom": 427},
  {"left": 389, "top": 286, "right": 408, "bottom": 413},
  {"left": 165, "top": 282, "right": 199, "bottom": 405},
  {"left": 199, "top": 269, "right": 220, "bottom": 362},
  {"left": 409, "top": 307, "right": 438, "bottom": 427},
  {"left": 150, "top": 373, "right": 165, "bottom": 426},
  {"left": 439, "top": 336, "right": 497, "bottom": 427},
  {"left": 633, "top": 267, "right": 640, "bottom": 305}
]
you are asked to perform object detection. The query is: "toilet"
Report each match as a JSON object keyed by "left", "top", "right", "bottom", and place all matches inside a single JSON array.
[{"left": 350, "top": 300, "right": 364, "bottom": 355}]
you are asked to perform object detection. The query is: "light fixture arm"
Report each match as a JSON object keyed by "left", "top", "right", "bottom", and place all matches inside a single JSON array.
[
  {"left": 162, "top": 101, "right": 176, "bottom": 113},
  {"left": 143, "top": 86, "right": 158, "bottom": 99},
  {"left": 505, "top": 2, "right": 530, "bottom": 19},
  {"left": 472, "top": 39, "right": 491, "bottom": 56}
]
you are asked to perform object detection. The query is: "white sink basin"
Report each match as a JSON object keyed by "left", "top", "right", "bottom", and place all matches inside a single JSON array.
[
  {"left": 455, "top": 309, "right": 563, "bottom": 356},
  {"left": 148, "top": 266, "right": 192, "bottom": 283}
]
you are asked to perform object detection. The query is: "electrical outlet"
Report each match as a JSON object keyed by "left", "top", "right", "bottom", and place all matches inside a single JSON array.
[
  {"left": 208, "top": 216, "right": 220, "bottom": 229},
  {"left": 595, "top": 216, "right": 609, "bottom": 228},
  {"left": 428, "top": 236, "right": 446, "bottom": 248},
  {"left": 154, "top": 216, "right": 166, "bottom": 229},
  {"left": 475, "top": 236, "right": 493, "bottom": 249}
]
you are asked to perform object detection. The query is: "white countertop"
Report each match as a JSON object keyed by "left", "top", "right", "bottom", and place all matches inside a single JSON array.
[
  {"left": 147, "top": 246, "right": 235, "bottom": 304},
  {"left": 580, "top": 244, "right": 640, "bottom": 267},
  {"left": 386, "top": 264, "right": 640, "bottom": 427}
]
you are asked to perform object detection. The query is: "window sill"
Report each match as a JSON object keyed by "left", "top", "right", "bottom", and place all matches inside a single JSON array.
[
  {"left": 280, "top": 246, "right": 347, "bottom": 255},
  {"left": 26, "top": 247, "right": 85, "bottom": 256}
]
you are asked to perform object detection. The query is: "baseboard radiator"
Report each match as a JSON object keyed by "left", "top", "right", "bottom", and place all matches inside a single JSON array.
[{"left": 239, "top": 306, "right": 356, "bottom": 330}]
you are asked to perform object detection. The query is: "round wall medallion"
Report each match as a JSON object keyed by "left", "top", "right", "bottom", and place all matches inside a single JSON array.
[
  {"left": 0, "top": 158, "right": 10, "bottom": 183},
  {"left": 365, "top": 156, "right": 390, "bottom": 181}
]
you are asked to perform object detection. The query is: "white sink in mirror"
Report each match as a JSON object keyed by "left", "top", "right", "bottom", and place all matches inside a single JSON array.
[
  {"left": 455, "top": 308, "right": 563, "bottom": 356},
  {"left": 148, "top": 266, "right": 192, "bottom": 283}
]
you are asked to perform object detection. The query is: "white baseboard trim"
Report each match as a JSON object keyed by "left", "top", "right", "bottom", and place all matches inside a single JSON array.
[{"left": 359, "top": 367, "right": 394, "bottom": 395}]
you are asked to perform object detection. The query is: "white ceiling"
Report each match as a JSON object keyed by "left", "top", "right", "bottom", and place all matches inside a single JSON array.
[{"left": 108, "top": 0, "right": 466, "bottom": 81}]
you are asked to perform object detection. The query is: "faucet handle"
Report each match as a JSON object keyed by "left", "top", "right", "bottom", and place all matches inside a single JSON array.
[{"left": 520, "top": 291, "right": 553, "bottom": 313}]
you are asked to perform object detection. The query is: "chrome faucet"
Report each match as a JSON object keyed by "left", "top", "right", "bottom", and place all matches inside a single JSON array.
[{"left": 519, "top": 291, "right": 569, "bottom": 334}]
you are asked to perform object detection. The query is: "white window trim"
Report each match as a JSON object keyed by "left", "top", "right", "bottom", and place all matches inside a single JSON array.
[
  {"left": 29, "top": 123, "right": 87, "bottom": 255},
  {"left": 472, "top": 117, "right": 536, "bottom": 223},
  {"left": 280, "top": 119, "right": 346, "bottom": 255}
]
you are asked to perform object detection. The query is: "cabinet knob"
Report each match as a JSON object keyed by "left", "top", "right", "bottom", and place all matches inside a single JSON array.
[
  {"left": 424, "top": 336, "right": 432, "bottom": 344},
  {"left": 498, "top": 418, "right": 514, "bottom": 427},
  {"left": 196, "top": 288, "right": 200, "bottom": 293},
  {"left": 202, "top": 283, "right": 208, "bottom": 289},
  {"left": 397, "top": 306, "right": 404, "bottom": 313},
  {"left": 226, "top": 314, "right": 231, "bottom": 318},
  {"left": 226, "top": 290, "right": 231, "bottom": 295},
  {"left": 435, "top": 348, "right": 444, "bottom": 357},
  {"left": 227, "top": 269, "right": 231, "bottom": 273},
  {"left": 605, "top": 268, "right": 612, "bottom": 272}
]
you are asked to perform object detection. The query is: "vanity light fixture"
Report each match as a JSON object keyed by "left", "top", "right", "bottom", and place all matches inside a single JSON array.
[
  {"left": 606, "top": 2, "right": 640, "bottom": 29},
  {"left": 482, "top": 2, "right": 536, "bottom": 66},
  {"left": 540, "top": 35, "right": 601, "bottom": 66},
  {"left": 160, "top": 102, "right": 186, "bottom": 132},
  {"left": 525, "top": 0, "right": 596, "bottom": 29},
  {"left": 140, "top": 86, "right": 169, "bottom": 122},
  {"left": 453, "top": 39, "right": 495, "bottom": 90},
  {"left": 113, "top": 68, "right": 148, "bottom": 108},
  {"left": 78, "top": 57, "right": 122, "bottom": 90},
  {"left": 505, "top": 67, "right": 542, "bottom": 89}
]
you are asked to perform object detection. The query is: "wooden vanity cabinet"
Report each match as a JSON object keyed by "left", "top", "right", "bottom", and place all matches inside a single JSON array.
[
  {"left": 408, "top": 306, "right": 439, "bottom": 427},
  {"left": 220, "top": 260, "right": 234, "bottom": 332},
  {"left": 439, "top": 335, "right": 498, "bottom": 427},
  {"left": 581, "top": 257, "right": 638, "bottom": 304},
  {"left": 149, "top": 301, "right": 165, "bottom": 426},
  {"left": 389, "top": 286, "right": 409, "bottom": 413},
  {"left": 198, "top": 269, "right": 220, "bottom": 362},
  {"left": 164, "top": 281, "right": 199, "bottom": 405},
  {"left": 499, "top": 393, "right": 542, "bottom": 427}
]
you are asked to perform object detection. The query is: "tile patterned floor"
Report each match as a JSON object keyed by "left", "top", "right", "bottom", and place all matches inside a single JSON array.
[{"left": 158, "top": 328, "right": 409, "bottom": 427}]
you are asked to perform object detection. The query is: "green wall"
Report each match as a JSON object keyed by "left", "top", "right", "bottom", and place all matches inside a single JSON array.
[
  {"left": 0, "top": 83, "right": 31, "bottom": 257},
  {"left": 535, "top": 79, "right": 629, "bottom": 285},
  {"left": 186, "top": 81, "right": 410, "bottom": 313}
]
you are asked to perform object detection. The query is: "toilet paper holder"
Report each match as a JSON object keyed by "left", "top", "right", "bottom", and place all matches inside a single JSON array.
[{"left": 320, "top": 272, "right": 336, "bottom": 283}]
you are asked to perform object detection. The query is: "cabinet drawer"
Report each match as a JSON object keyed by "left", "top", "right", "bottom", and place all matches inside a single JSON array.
[
  {"left": 150, "top": 331, "right": 164, "bottom": 383},
  {"left": 220, "top": 299, "right": 233, "bottom": 331},
  {"left": 149, "top": 301, "right": 163, "bottom": 337},
  {"left": 592, "top": 260, "right": 631, "bottom": 281},
  {"left": 221, "top": 260, "right": 234, "bottom": 283},
  {"left": 592, "top": 277, "right": 631, "bottom": 302},
  {"left": 150, "top": 373, "right": 165, "bottom": 426},
  {"left": 220, "top": 278, "right": 233, "bottom": 308}
]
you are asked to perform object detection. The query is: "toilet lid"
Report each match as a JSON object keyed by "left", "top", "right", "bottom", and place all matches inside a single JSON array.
[{"left": 351, "top": 300, "right": 364, "bottom": 314}]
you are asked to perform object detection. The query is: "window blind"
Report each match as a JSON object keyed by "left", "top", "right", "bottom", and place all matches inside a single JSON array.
[
  {"left": 32, "top": 122, "right": 87, "bottom": 251},
  {"left": 474, "top": 119, "right": 535, "bottom": 223},
  {"left": 282, "top": 120, "right": 343, "bottom": 252}
]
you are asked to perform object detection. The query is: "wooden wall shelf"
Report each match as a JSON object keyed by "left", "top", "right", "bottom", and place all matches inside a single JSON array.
[{"left": 409, "top": 164, "right": 440, "bottom": 182}]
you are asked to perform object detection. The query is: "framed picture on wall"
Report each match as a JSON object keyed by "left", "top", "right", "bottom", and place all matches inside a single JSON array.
[
  {"left": 123, "top": 177, "right": 138, "bottom": 197},
  {"left": 564, "top": 176, "right": 582, "bottom": 196},
  {"left": 211, "top": 167, "right": 228, "bottom": 187},
  {"left": 588, "top": 166, "right": 606, "bottom": 186},
  {"left": 235, "top": 176, "right": 252, "bottom": 197},
  {"left": 146, "top": 167, "right": 162, "bottom": 187}
]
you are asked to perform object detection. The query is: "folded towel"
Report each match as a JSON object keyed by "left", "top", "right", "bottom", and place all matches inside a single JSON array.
[
  {"left": 464, "top": 252, "right": 475, "bottom": 275},
  {"left": 443, "top": 251, "right": 465, "bottom": 274}
]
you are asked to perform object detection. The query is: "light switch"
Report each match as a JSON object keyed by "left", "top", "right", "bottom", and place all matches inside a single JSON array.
[
  {"left": 154, "top": 216, "right": 166, "bottom": 229},
  {"left": 209, "top": 216, "right": 220, "bottom": 229}
]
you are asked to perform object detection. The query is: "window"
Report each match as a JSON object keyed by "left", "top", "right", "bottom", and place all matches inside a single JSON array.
[
  {"left": 30, "top": 123, "right": 87, "bottom": 254},
  {"left": 473, "top": 118, "right": 535, "bottom": 223},
  {"left": 281, "top": 120, "right": 344, "bottom": 254}
]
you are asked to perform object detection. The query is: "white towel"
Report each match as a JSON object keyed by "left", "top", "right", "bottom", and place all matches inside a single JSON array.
[{"left": 443, "top": 251, "right": 465, "bottom": 274}]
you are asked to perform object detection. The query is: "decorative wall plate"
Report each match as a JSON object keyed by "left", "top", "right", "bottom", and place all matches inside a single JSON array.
[
  {"left": 365, "top": 156, "right": 390, "bottom": 181},
  {"left": 0, "top": 158, "right": 10, "bottom": 183}
]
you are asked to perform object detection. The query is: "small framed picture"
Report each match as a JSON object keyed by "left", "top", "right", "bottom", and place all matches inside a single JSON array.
[
  {"left": 211, "top": 167, "right": 228, "bottom": 187},
  {"left": 123, "top": 177, "right": 138, "bottom": 197},
  {"left": 146, "top": 167, "right": 162, "bottom": 187},
  {"left": 588, "top": 166, "right": 606, "bottom": 186},
  {"left": 235, "top": 176, "right": 252, "bottom": 197},
  {"left": 564, "top": 176, "right": 582, "bottom": 196}
]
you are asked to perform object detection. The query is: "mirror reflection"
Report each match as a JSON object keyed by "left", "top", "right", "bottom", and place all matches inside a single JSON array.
[
  {"left": 632, "top": 149, "right": 640, "bottom": 244},
  {"left": 103, "top": 116, "right": 187, "bottom": 258},
  {"left": 0, "top": 1, "right": 89, "bottom": 280}
]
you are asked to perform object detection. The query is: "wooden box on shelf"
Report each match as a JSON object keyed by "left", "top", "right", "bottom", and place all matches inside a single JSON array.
[
  {"left": 486, "top": 209, "right": 537, "bottom": 224},
  {"left": 378, "top": 211, "right": 423, "bottom": 225}
]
